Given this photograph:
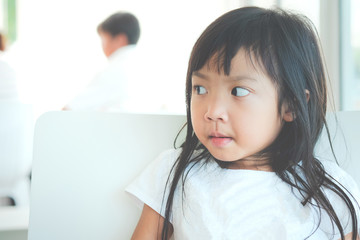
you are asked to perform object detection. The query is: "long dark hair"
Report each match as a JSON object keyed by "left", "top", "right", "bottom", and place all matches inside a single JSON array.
[{"left": 161, "top": 7, "right": 358, "bottom": 239}]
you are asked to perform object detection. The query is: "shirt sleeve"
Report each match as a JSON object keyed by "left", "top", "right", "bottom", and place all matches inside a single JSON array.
[
  {"left": 319, "top": 160, "right": 360, "bottom": 239},
  {"left": 125, "top": 148, "right": 181, "bottom": 219},
  {"left": 66, "top": 72, "right": 125, "bottom": 111}
]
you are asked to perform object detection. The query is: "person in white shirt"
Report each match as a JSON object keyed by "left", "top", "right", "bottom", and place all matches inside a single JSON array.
[
  {"left": 63, "top": 12, "right": 142, "bottom": 111},
  {"left": 0, "top": 33, "right": 18, "bottom": 101}
]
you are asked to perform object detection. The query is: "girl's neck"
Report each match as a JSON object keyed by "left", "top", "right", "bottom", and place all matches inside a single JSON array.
[
  {"left": 224, "top": 155, "right": 274, "bottom": 172},
  {"left": 226, "top": 162, "right": 273, "bottom": 172}
]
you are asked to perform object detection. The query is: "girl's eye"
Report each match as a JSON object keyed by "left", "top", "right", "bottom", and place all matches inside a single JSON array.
[
  {"left": 194, "top": 85, "right": 207, "bottom": 95},
  {"left": 231, "top": 87, "right": 250, "bottom": 97}
]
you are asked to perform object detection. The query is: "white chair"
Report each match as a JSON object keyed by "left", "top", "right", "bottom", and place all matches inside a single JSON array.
[
  {"left": 0, "top": 101, "right": 33, "bottom": 207},
  {"left": 27, "top": 111, "right": 359, "bottom": 240},
  {"left": 28, "top": 111, "right": 186, "bottom": 240},
  {"left": 316, "top": 111, "right": 360, "bottom": 186}
]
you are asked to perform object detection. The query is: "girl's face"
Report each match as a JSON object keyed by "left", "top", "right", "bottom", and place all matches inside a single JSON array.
[{"left": 190, "top": 48, "right": 291, "bottom": 170}]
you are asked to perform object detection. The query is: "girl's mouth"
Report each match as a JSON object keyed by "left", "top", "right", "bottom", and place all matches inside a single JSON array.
[{"left": 209, "top": 135, "right": 232, "bottom": 147}]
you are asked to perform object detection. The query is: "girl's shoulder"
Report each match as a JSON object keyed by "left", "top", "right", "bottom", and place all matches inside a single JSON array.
[
  {"left": 125, "top": 148, "right": 182, "bottom": 218},
  {"left": 151, "top": 148, "right": 182, "bottom": 170},
  {"left": 136, "top": 148, "right": 182, "bottom": 182}
]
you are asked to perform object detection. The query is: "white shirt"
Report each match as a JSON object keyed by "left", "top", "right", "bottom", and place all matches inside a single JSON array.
[
  {"left": 66, "top": 45, "right": 155, "bottom": 112},
  {"left": 0, "top": 54, "right": 19, "bottom": 101},
  {"left": 126, "top": 148, "right": 360, "bottom": 240}
]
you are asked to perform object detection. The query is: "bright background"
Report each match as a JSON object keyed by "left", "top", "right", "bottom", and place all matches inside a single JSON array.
[
  {"left": 1, "top": 0, "right": 359, "bottom": 117},
  {"left": 0, "top": 0, "right": 327, "bottom": 120}
]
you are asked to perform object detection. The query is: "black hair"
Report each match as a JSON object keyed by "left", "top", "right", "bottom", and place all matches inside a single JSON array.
[
  {"left": 97, "top": 12, "right": 140, "bottom": 44},
  {"left": 161, "top": 7, "right": 359, "bottom": 240}
]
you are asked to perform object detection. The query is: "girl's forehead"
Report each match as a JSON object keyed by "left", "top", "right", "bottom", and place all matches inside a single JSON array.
[
  {"left": 199, "top": 48, "right": 268, "bottom": 77},
  {"left": 192, "top": 48, "right": 280, "bottom": 96}
]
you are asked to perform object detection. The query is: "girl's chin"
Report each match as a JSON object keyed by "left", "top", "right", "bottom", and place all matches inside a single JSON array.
[{"left": 207, "top": 150, "right": 243, "bottom": 163}]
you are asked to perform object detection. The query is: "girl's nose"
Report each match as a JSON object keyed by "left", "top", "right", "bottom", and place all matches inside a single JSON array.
[{"left": 204, "top": 97, "right": 228, "bottom": 122}]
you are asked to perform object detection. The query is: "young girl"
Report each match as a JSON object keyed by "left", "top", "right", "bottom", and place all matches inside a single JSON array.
[{"left": 126, "top": 7, "right": 360, "bottom": 240}]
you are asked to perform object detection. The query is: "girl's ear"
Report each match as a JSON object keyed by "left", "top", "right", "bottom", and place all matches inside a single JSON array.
[
  {"left": 282, "top": 89, "right": 310, "bottom": 122},
  {"left": 305, "top": 89, "right": 310, "bottom": 102},
  {"left": 282, "top": 102, "right": 295, "bottom": 122}
]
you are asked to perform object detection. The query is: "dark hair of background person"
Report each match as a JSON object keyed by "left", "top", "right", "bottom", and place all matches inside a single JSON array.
[
  {"left": 97, "top": 12, "right": 140, "bottom": 45},
  {"left": 160, "top": 7, "right": 359, "bottom": 240}
]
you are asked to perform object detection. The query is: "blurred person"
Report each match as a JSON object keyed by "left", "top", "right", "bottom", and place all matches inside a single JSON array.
[
  {"left": 1, "top": 33, "right": 32, "bottom": 207},
  {"left": 62, "top": 11, "right": 150, "bottom": 112},
  {"left": 0, "top": 32, "right": 19, "bottom": 101}
]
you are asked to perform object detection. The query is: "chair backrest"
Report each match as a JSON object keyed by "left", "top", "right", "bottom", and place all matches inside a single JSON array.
[
  {"left": 0, "top": 101, "right": 33, "bottom": 206},
  {"left": 316, "top": 111, "right": 360, "bottom": 186},
  {"left": 28, "top": 110, "right": 359, "bottom": 240},
  {"left": 28, "top": 111, "right": 186, "bottom": 240}
]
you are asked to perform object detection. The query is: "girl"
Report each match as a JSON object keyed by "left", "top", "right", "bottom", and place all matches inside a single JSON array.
[{"left": 126, "top": 7, "right": 360, "bottom": 240}]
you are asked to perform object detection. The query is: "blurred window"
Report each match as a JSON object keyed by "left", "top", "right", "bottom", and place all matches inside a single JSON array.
[{"left": 340, "top": 0, "right": 360, "bottom": 110}]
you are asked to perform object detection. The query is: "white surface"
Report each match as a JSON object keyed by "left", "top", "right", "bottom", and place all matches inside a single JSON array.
[
  {"left": 316, "top": 111, "right": 360, "bottom": 186},
  {"left": 0, "top": 206, "right": 29, "bottom": 231},
  {"left": 0, "top": 59, "right": 18, "bottom": 101},
  {"left": 0, "top": 101, "right": 33, "bottom": 206},
  {"left": 28, "top": 111, "right": 186, "bottom": 240}
]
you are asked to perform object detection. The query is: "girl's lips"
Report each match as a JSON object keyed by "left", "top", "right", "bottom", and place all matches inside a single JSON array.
[
  {"left": 209, "top": 136, "right": 232, "bottom": 147},
  {"left": 210, "top": 132, "right": 228, "bottom": 138}
]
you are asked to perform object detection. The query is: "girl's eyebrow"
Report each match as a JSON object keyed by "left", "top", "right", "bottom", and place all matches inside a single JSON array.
[
  {"left": 230, "top": 75, "right": 258, "bottom": 82},
  {"left": 192, "top": 71, "right": 208, "bottom": 80},
  {"left": 192, "top": 71, "right": 258, "bottom": 82}
]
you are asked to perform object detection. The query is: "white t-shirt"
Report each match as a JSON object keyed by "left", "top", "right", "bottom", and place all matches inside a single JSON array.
[
  {"left": 126, "top": 148, "right": 360, "bottom": 240},
  {"left": 0, "top": 57, "right": 18, "bottom": 101},
  {"left": 65, "top": 45, "right": 157, "bottom": 112}
]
